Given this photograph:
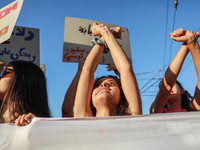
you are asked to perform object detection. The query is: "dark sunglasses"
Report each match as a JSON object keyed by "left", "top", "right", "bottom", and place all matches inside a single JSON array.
[{"left": 0, "top": 66, "right": 15, "bottom": 79}]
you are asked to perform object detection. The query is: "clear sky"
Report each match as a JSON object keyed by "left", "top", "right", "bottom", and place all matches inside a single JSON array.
[{"left": 1, "top": 0, "right": 200, "bottom": 117}]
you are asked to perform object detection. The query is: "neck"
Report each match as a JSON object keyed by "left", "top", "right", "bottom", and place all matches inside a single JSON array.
[
  {"left": 95, "top": 107, "right": 117, "bottom": 117},
  {"left": 167, "top": 98, "right": 181, "bottom": 109}
]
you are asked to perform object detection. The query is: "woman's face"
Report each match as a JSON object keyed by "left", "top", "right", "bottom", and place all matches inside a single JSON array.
[
  {"left": 0, "top": 66, "right": 14, "bottom": 100},
  {"left": 168, "top": 83, "right": 183, "bottom": 103},
  {"left": 92, "top": 77, "right": 121, "bottom": 109}
]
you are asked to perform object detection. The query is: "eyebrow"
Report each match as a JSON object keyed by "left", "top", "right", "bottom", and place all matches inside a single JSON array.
[{"left": 96, "top": 80, "right": 118, "bottom": 86}]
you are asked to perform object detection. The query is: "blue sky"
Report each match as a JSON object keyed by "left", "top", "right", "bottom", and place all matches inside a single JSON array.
[{"left": 1, "top": 0, "right": 200, "bottom": 117}]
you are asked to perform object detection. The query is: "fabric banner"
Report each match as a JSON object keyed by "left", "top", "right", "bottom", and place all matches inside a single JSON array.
[{"left": 0, "top": 112, "right": 200, "bottom": 149}]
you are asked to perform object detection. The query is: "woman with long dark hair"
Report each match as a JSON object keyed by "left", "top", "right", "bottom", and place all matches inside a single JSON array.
[
  {"left": 150, "top": 28, "right": 200, "bottom": 113},
  {"left": 0, "top": 60, "right": 51, "bottom": 125},
  {"left": 74, "top": 23, "right": 142, "bottom": 117}
]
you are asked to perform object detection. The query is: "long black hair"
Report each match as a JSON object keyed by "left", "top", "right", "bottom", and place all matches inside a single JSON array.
[
  {"left": 0, "top": 60, "right": 51, "bottom": 122},
  {"left": 91, "top": 75, "right": 131, "bottom": 116}
]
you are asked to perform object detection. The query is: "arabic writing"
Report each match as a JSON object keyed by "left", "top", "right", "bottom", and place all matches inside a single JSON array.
[
  {"left": 64, "top": 47, "right": 105, "bottom": 63},
  {"left": 78, "top": 24, "right": 92, "bottom": 35},
  {"left": 0, "top": 47, "right": 36, "bottom": 62},
  {"left": 78, "top": 24, "right": 125, "bottom": 39},
  {"left": 12, "top": 27, "right": 35, "bottom": 41},
  {"left": 0, "top": 1, "right": 18, "bottom": 20},
  {"left": 0, "top": 25, "right": 8, "bottom": 38}
]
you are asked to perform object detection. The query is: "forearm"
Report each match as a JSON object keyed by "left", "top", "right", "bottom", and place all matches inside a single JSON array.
[
  {"left": 165, "top": 44, "right": 188, "bottom": 87},
  {"left": 151, "top": 44, "right": 188, "bottom": 114},
  {"left": 101, "top": 28, "right": 142, "bottom": 114},
  {"left": 188, "top": 38, "right": 200, "bottom": 110},
  {"left": 150, "top": 89, "right": 170, "bottom": 113},
  {"left": 187, "top": 40, "right": 200, "bottom": 78},
  {"left": 190, "top": 80, "right": 200, "bottom": 111},
  {"left": 102, "top": 29, "right": 131, "bottom": 73},
  {"left": 74, "top": 45, "right": 104, "bottom": 117},
  {"left": 82, "top": 45, "right": 104, "bottom": 72},
  {"left": 74, "top": 70, "right": 94, "bottom": 117},
  {"left": 62, "top": 71, "right": 81, "bottom": 117},
  {"left": 120, "top": 69, "right": 142, "bottom": 115}
]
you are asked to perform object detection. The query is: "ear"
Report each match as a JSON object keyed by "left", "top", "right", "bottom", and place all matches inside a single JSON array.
[{"left": 180, "top": 88, "right": 184, "bottom": 94}]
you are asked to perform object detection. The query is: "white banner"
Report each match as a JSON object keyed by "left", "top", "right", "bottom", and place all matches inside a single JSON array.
[
  {"left": 63, "top": 17, "right": 132, "bottom": 65},
  {"left": 0, "top": 0, "right": 24, "bottom": 44},
  {"left": 0, "top": 112, "right": 200, "bottom": 149}
]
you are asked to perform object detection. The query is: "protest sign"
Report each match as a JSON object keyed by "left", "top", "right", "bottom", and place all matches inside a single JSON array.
[
  {"left": 0, "top": 0, "right": 24, "bottom": 44},
  {"left": 0, "top": 26, "right": 40, "bottom": 65},
  {"left": 63, "top": 17, "right": 132, "bottom": 65}
]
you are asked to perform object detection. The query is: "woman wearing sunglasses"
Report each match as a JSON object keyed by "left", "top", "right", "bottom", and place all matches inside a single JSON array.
[{"left": 0, "top": 60, "right": 51, "bottom": 125}]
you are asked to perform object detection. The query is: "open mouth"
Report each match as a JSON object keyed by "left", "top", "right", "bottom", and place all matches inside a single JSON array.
[{"left": 96, "top": 87, "right": 109, "bottom": 95}]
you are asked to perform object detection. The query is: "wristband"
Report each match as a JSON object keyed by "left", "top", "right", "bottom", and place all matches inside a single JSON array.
[
  {"left": 90, "top": 37, "right": 110, "bottom": 54},
  {"left": 186, "top": 37, "right": 197, "bottom": 45}
]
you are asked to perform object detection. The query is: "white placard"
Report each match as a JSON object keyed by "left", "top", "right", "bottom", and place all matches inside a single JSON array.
[
  {"left": 0, "top": 26, "right": 40, "bottom": 66},
  {"left": 63, "top": 17, "right": 132, "bottom": 65}
]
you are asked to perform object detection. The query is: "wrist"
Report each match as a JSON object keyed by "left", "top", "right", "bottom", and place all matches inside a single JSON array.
[
  {"left": 90, "top": 37, "right": 109, "bottom": 54},
  {"left": 185, "top": 37, "right": 197, "bottom": 45}
]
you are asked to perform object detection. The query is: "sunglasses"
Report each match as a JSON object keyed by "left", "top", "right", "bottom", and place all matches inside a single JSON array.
[{"left": 0, "top": 66, "right": 15, "bottom": 79}]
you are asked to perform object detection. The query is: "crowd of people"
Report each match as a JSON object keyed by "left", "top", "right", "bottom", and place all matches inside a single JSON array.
[{"left": 1, "top": 23, "right": 200, "bottom": 126}]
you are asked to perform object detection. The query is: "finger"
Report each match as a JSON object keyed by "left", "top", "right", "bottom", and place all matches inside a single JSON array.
[
  {"left": 24, "top": 113, "right": 36, "bottom": 123},
  {"left": 114, "top": 70, "right": 120, "bottom": 76},
  {"left": 195, "top": 32, "right": 199, "bottom": 39},
  {"left": 20, "top": 114, "right": 28, "bottom": 126},
  {"left": 106, "top": 63, "right": 115, "bottom": 67},
  {"left": 27, "top": 112, "right": 37, "bottom": 118},
  {"left": 171, "top": 35, "right": 188, "bottom": 42},
  {"left": 15, "top": 115, "right": 22, "bottom": 126},
  {"left": 80, "top": 57, "right": 86, "bottom": 61},
  {"left": 93, "top": 22, "right": 98, "bottom": 26},
  {"left": 109, "top": 63, "right": 116, "bottom": 68},
  {"left": 170, "top": 32, "right": 178, "bottom": 37},
  {"left": 106, "top": 63, "right": 115, "bottom": 69},
  {"left": 177, "top": 28, "right": 185, "bottom": 35},
  {"left": 107, "top": 66, "right": 117, "bottom": 71},
  {"left": 100, "top": 24, "right": 104, "bottom": 27}
]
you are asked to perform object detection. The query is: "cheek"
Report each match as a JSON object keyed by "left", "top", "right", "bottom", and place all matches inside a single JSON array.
[
  {"left": 0, "top": 78, "right": 13, "bottom": 98},
  {"left": 113, "top": 88, "right": 121, "bottom": 102},
  {"left": 91, "top": 90, "right": 97, "bottom": 105}
]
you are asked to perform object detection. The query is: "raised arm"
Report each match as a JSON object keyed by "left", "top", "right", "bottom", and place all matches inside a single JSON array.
[
  {"left": 62, "top": 58, "right": 85, "bottom": 117},
  {"left": 150, "top": 28, "right": 189, "bottom": 113},
  {"left": 186, "top": 31, "right": 200, "bottom": 110},
  {"left": 92, "top": 23, "right": 142, "bottom": 115},
  {"left": 74, "top": 44, "right": 105, "bottom": 117}
]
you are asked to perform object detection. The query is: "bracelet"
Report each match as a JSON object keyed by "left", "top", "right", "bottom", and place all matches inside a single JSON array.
[
  {"left": 90, "top": 37, "right": 110, "bottom": 54},
  {"left": 186, "top": 37, "right": 197, "bottom": 45}
]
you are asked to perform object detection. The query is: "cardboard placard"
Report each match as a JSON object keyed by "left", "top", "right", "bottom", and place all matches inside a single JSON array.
[{"left": 63, "top": 17, "right": 132, "bottom": 65}]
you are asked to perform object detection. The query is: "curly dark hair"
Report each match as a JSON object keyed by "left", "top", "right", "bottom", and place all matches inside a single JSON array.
[
  {"left": 160, "top": 80, "right": 193, "bottom": 111},
  {"left": 0, "top": 60, "right": 51, "bottom": 123},
  {"left": 91, "top": 75, "right": 131, "bottom": 116}
]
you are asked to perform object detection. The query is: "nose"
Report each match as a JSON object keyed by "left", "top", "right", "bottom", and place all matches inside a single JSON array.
[{"left": 101, "top": 82, "right": 109, "bottom": 87}]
